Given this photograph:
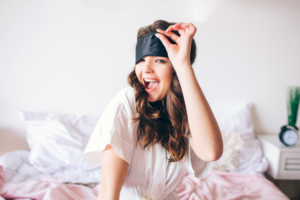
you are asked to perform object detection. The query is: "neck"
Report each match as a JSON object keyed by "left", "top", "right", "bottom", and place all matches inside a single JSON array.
[{"left": 149, "top": 100, "right": 163, "bottom": 108}]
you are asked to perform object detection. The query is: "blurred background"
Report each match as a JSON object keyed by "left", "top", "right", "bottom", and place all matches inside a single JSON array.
[
  {"left": 0, "top": 0, "right": 299, "bottom": 160},
  {"left": 1, "top": 0, "right": 300, "bottom": 198}
]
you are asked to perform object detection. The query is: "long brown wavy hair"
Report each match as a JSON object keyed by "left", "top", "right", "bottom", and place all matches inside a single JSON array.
[{"left": 127, "top": 20, "right": 197, "bottom": 163}]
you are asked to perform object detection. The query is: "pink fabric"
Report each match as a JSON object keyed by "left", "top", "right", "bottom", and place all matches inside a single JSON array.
[
  {"left": 0, "top": 169, "right": 288, "bottom": 200},
  {"left": 176, "top": 170, "right": 289, "bottom": 200},
  {"left": 0, "top": 177, "right": 97, "bottom": 200}
]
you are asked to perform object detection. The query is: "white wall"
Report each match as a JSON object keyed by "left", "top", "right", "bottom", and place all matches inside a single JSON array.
[{"left": 0, "top": 0, "right": 300, "bottom": 154}]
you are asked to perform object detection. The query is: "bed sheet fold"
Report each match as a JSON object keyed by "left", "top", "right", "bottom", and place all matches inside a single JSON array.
[{"left": 0, "top": 167, "right": 289, "bottom": 200}]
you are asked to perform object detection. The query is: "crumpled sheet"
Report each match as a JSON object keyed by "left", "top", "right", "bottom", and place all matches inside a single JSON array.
[
  {"left": 177, "top": 170, "right": 288, "bottom": 200},
  {"left": 0, "top": 166, "right": 288, "bottom": 200},
  {"left": 0, "top": 150, "right": 101, "bottom": 185}
]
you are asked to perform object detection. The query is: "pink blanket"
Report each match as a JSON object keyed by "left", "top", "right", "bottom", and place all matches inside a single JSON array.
[
  {"left": 177, "top": 171, "right": 288, "bottom": 200},
  {"left": 0, "top": 166, "right": 288, "bottom": 200}
]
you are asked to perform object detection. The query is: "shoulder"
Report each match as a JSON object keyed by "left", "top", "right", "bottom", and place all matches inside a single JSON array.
[
  {"left": 83, "top": 87, "right": 137, "bottom": 165},
  {"left": 114, "top": 87, "right": 135, "bottom": 104},
  {"left": 93, "top": 86, "right": 137, "bottom": 138},
  {"left": 104, "top": 87, "right": 136, "bottom": 117}
]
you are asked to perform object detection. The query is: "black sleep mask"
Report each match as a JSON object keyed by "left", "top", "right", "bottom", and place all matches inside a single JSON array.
[{"left": 135, "top": 32, "right": 177, "bottom": 65}]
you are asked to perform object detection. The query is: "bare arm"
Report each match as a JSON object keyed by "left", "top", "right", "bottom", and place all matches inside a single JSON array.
[
  {"left": 176, "top": 64, "right": 223, "bottom": 162},
  {"left": 156, "top": 23, "right": 223, "bottom": 162},
  {"left": 97, "top": 144, "right": 129, "bottom": 200}
]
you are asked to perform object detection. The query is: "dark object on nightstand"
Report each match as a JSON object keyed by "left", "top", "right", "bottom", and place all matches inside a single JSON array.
[
  {"left": 279, "top": 125, "right": 299, "bottom": 146},
  {"left": 279, "top": 86, "right": 300, "bottom": 147}
]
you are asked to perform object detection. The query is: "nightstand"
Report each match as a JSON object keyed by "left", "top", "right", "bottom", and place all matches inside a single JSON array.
[{"left": 257, "top": 134, "right": 300, "bottom": 186}]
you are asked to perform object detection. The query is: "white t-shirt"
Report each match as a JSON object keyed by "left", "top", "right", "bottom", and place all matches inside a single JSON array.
[{"left": 83, "top": 87, "right": 213, "bottom": 200}]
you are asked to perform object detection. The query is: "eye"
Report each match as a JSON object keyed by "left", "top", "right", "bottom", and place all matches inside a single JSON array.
[{"left": 138, "top": 58, "right": 166, "bottom": 63}]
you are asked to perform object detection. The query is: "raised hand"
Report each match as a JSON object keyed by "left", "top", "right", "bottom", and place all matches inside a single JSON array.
[{"left": 155, "top": 22, "right": 197, "bottom": 72}]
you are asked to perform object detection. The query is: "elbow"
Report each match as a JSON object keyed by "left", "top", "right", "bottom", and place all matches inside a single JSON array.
[
  {"left": 210, "top": 149, "right": 223, "bottom": 162},
  {"left": 192, "top": 135, "right": 224, "bottom": 162},
  {"left": 203, "top": 148, "right": 223, "bottom": 162},
  {"left": 209, "top": 135, "right": 224, "bottom": 162}
]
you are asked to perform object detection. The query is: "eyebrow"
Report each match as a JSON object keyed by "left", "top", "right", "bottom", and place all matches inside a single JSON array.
[{"left": 156, "top": 57, "right": 168, "bottom": 61}]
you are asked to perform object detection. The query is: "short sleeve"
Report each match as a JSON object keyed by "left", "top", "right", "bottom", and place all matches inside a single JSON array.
[
  {"left": 83, "top": 88, "right": 136, "bottom": 165},
  {"left": 185, "top": 137, "right": 214, "bottom": 179}
]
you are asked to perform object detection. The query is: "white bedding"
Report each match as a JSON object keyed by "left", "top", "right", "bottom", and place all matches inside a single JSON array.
[
  {"left": 234, "top": 136, "right": 268, "bottom": 175},
  {"left": 0, "top": 136, "right": 267, "bottom": 185},
  {"left": 0, "top": 150, "right": 101, "bottom": 184},
  {"left": 212, "top": 130, "right": 268, "bottom": 175},
  {"left": 0, "top": 103, "right": 268, "bottom": 185},
  {"left": 19, "top": 110, "right": 100, "bottom": 174}
]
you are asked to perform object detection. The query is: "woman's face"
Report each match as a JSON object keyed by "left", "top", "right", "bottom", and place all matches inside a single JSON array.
[{"left": 135, "top": 56, "right": 174, "bottom": 102}]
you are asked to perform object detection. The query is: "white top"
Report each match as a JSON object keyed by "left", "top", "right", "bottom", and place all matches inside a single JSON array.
[{"left": 83, "top": 87, "right": 213, "bottom": 200}]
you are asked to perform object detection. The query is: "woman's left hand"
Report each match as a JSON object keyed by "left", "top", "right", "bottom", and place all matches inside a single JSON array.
[{"left": 155, "top": 22, "right": 197, "bottom": 71}]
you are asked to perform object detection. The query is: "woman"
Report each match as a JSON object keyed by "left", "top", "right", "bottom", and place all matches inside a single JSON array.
[{"left": 83, "top": 20, "right": 223, "bottom": 200}]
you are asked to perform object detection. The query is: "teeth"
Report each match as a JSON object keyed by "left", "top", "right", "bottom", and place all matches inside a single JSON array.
[{"left": 144, "top": 79, "right": 158, "bottom": 82}]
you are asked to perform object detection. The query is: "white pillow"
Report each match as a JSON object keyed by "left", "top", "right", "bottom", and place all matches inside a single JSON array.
[
  {"left": 212, "top": 130, "right": 247, "bottom": 172},
  {"left": 19, "top": 110, "right": 100, "bottom": 174},
  {"left": 212, "top": 129, "right": 268, "bottom": 175},
  {"left": 211, "top": 103, "right": 268, "bottom": 175},
  {"left": 213, "top": 102, "right": 254, "bottom": 138}
]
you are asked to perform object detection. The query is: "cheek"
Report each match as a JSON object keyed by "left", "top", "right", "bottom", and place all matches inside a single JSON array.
[
  {"left": 134, "top": 67, "right": 138, "bottom": 75},
  {"left": 160, "top": 69, "right": 174, "bottom": 87}
]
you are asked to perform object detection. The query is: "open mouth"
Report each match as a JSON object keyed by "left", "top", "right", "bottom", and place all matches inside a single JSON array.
[{"left": 143, "top": 78, "right": 159, "bottom": 92}]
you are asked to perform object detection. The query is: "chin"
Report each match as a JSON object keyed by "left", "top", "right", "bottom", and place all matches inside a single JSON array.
[
  {"left": 147, "top": 96, "right": 158, "bottom": 102},
  {"left": 147, "top": 93, "right": 166, "bottom": 102}
]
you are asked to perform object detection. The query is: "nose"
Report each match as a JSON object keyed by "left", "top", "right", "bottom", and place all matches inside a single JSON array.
[{"left": 142, "top": 57, "right": 154, "bottom": 73}]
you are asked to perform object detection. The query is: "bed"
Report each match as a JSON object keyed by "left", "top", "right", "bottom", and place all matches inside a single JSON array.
[{"left": 0, "top": 103, "right": 289, "bottom": 200}]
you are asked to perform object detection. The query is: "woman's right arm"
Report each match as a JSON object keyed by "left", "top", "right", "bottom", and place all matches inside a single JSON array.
[{"left": 97, "top": 144, "right": 129, "bottom": 200}]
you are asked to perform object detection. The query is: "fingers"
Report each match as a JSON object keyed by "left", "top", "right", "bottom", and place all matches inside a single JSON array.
[
  {"left": 184, "top": 23, "right": 197, "bottom": 32},
  {"left": 165, "top": 22, "right": 185, "bottom": 33},
  {"left": 165, "top": 22, "right": 197, "bottom": 36},
  {"left": 154, "top": 33, "right": 173, "bottom": 50},
  {"left": 155, "top": 22, "right": 197, "bottom": 50},
  {"left": 156, "top": 29, "right": 179, "bottom": 42}
]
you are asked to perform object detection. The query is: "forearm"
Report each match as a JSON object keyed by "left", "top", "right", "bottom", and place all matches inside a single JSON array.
[
  {"left": 176, "top": 64, "right": 223, "bottom": 162},
  {"left": 97, "top": 184, "right": 120, "bottom": 200},
  {"left": 97, "top": 144, "right": 129, "bottom": 200}
]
